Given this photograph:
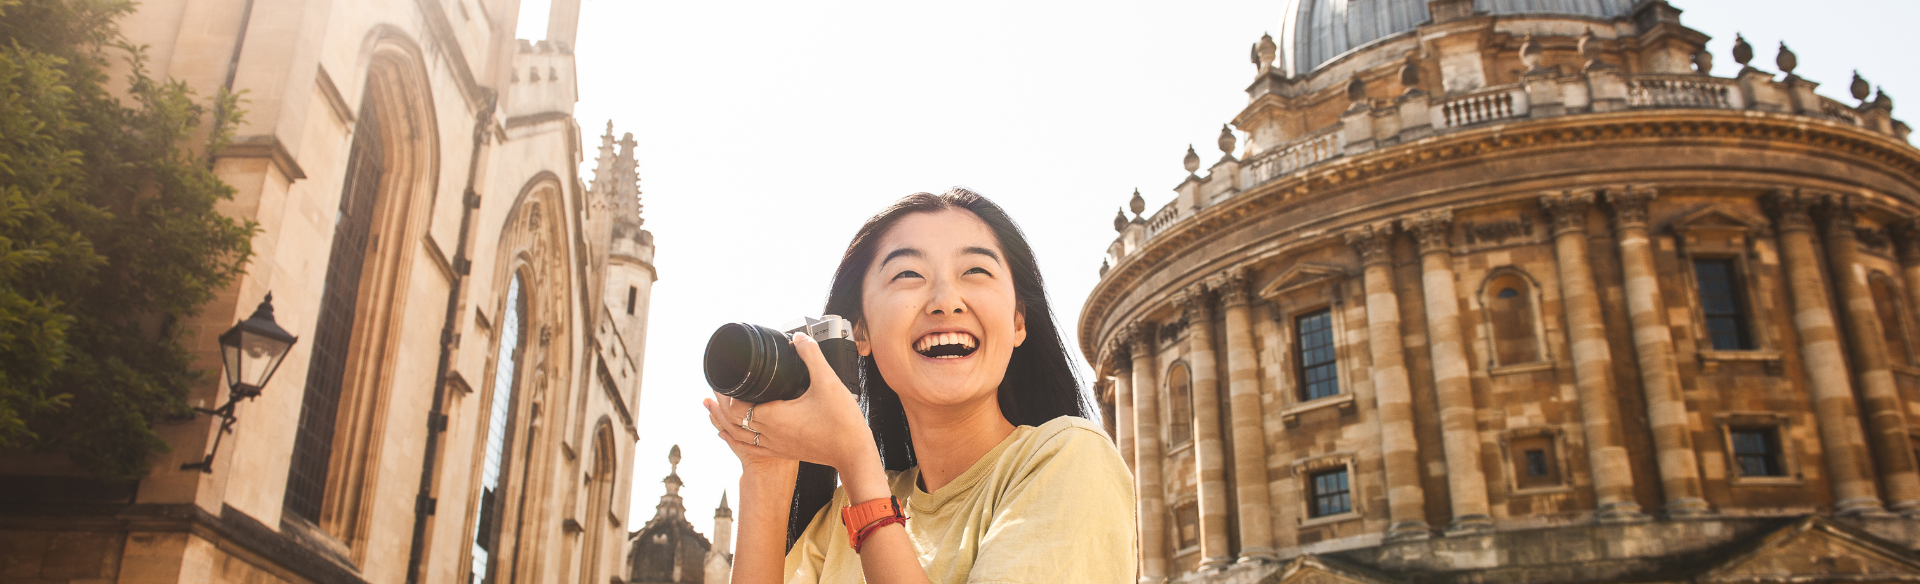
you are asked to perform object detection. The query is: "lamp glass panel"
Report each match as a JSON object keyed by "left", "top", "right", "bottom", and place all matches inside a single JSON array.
[
  {"left": 238, "top": 328, "right": 293, "bottom": 388},
  {"left": 221, "top": 336, "right": 243, "bottom": 391}
]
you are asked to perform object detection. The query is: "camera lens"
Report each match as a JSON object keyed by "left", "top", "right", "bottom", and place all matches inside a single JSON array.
[{"left": 703, "top": 323, "right": 809, "bottom": 402}]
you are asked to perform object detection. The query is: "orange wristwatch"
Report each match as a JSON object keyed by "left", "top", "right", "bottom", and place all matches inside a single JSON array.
[{"left": 841, "top": 496, "right": 907, "bottom": 552}]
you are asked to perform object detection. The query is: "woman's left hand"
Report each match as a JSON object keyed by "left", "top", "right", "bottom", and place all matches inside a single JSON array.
[{"left": 702, "top": 332, "right": 882, "bottom": 474}]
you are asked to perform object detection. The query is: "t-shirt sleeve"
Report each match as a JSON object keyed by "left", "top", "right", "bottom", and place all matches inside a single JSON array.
[{"left": 968, "top": 421, "right": 1137, "bottom": 584}]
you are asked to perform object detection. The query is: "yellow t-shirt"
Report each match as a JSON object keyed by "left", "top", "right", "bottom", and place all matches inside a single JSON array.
[{"left": 782, "top": 416, "right": 1136, "bottom": 584}]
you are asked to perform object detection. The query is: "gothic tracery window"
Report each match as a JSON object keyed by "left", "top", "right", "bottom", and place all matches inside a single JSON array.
[{"left": 472, "top": 274, "right": 527, "bottom": 583}]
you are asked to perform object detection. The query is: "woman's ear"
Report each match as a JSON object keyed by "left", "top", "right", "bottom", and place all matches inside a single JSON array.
[
  {"left": 1012, "top": 303, "right": 1028, "bottom": 348},
  {"left": 854, "top": 320, "right": 871, "bottom": 356}
]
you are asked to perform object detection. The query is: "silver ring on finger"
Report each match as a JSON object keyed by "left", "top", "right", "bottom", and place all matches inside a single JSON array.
[
  {"left": 740, "top": 403, "right": 758, "bottom": 432},
  {"left": 752, "top": 432, "right": 763, "bottom": 447}
]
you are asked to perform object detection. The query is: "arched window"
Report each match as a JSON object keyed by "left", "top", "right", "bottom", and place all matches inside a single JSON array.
[
  {"left": 472, "top": 274, "right": 527, "bottom": 583},
  {"left": 1871, "top": 275, "right": 1914, "bottom": 366},
  {"left": 283, "top": 91, "right": 384, "bottom": 523},
  {"left": 1166, "top": 362, "right": 1193, "bottom": 447},
  {"left": 1485, "top": 272, "right": 1542, "bottom": 365},
  {"left": 580, "top": 424, "right": 617, "bottom": 584}
]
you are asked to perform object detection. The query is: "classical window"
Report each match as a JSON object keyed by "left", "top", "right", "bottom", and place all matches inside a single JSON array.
[
  {"left": 1693, "top": 259, "right": 1754, "bottom": 351},
  {"left": 1870, "top": 275, "right": 1914, "bottom": 366},
  {"left": 1173, "top": 502, "right": 1200, "bottom": 551},
  {"left": 283, "top": 93, "right": 384, "bottom": 524},
  {"left": 1296, "top": 309, "right": 1339, "bottom": 401},
  {"left": 625, "top": 285, "right": 638, "bottom": 315},
  {"left": 1509, "top": 433, "right": 1562, "bottom": 489},
  {"left": 1729, "top": 426, "right": 1786, "bottom": 477},
  {"left": 472, "top": 274, "right": 528, "bottom": 583},
  {"left": 1165, "top": 362, "right": 1193, "bottom": 447},
  {"left": 1308, "top": 467, "right": 1351, "bottom": 518},
  {"left": 1483, "top": 272, "right": 1544, "bottom": 365}
]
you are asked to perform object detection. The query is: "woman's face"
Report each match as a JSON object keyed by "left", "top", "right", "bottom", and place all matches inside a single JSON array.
[{"left": 854, "top": 209, "right": 1026, "bottom": 410}]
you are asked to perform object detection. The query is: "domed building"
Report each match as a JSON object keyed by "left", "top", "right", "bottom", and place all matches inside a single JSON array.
[{"left": 1083, "top": 1, "right": 1920, "bottom": 583}]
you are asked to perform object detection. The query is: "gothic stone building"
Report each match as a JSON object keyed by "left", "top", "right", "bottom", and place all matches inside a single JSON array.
[
  {"left": 0, "top": 0, "right": 655, "bottom": 582},
  {"left": 1084, "top": 1, "right": 1920, "bottom": 583},
  {"left": 625, "top": 446, "right": 734, "bottom": 584}
]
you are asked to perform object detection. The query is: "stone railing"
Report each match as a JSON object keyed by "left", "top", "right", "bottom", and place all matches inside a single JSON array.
[
  {"left": 1818, "top": 97, "right": 1862, "bottom": 125},
  {"left": 1626, "top": 75, "right": 1737, "bottom": 109},
  {"left": 1144, "top": 202, "right": 1182, "bottom": 238},
  {"left": 1438, "top": 87, "right": 1521, "bottom": 128},
  {"left": 1244, "top": 129, "right": 1343, "bottom": 187}
]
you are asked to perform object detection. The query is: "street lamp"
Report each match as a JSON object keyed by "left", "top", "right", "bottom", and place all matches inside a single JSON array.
[{"left": 182, "top": 293, "right": 298, "bottom": 473}]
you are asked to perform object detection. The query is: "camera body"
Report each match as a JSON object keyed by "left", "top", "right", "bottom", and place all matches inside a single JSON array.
[{"left": 703, "top": 315, "right": 861, "bottom": 403}]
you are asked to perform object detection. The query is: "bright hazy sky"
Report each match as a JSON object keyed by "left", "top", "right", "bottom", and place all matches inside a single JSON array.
[{"left": 521, "top": 0, "right": 1920, "bottom": 531}]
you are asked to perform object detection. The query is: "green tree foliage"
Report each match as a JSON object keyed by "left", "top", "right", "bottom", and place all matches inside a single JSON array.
[{"left": 0, "top": 0, "right": 256, "bottom": 481}]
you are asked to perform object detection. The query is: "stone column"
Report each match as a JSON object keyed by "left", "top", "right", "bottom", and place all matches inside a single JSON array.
[
  {"left": 1821, "top": 197, "right": 1920, "bottom": 512},
  {"left": 1178, "top": 288, "right": 1233, "bottom": 571},
  {"left": 1403, "top": 209, "right": 1494, "bottom": 534},
  {"left": 1766, "top": 190, "right": 1884, "bottom": 515},
  {"left": 1606, "top": 187, "right": 1710, "bottom": 516},
  {"left": 1217, "top": 269, "right": 1277, "bottom": 561},
  {"left": 1129, "top": 323, "right": 1169, "bottom": 584},
  {"left": 1113, "top": 354, "right": 1136, "bottom": 473},
  {"left": 1343, "top": 224, "right": 1433, "bottom": 540},
  {"left": 1539, "top": 191, "right": 1645, "bottom": 522}
]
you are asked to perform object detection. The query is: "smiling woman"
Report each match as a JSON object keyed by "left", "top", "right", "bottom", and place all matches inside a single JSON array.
[{"left": 702, "top": 188, "right": 1135, "bottom": 584}]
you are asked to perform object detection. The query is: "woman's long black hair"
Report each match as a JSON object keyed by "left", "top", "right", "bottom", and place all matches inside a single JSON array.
[{"left": 786, "top": 188, "right": 1090, "bottom": 549}]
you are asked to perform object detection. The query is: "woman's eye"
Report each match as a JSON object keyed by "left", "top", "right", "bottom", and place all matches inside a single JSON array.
[
  {"left": 965, "top": 267, "right": 991, "bottom": 276},
  {"left": 892, "top": 270, "right": 923, "bottom": 281}
]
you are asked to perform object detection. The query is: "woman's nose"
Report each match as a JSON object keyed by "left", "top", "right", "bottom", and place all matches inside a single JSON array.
[{"left": 927, "top": 280, "right": 965, "bottom": 315}]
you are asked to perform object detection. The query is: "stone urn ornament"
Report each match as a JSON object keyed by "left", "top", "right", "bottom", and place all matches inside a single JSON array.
[
  {"left": 1217, "top": 125, "right": 1237, "bottom": 159},
  {"left": 1691, "top": 50, "right": 1712, "bottom": 76},
  {"left": 1183, "top": 145, "right": 1201, "bottom": 176},
  {"left": 1776, "top": 42, "right": 1797, "bottom": 77},
  {"left": 1129, "top": 188, "right": 1147, "bottom": 216},
  {"left": 1114, "top": 208, "right": 1129, "bottom": 233},
  {"left": 1851, "top": 71, "right": 1872, "bottom": 103},
  {"left": 1519, "top": 33, "right": 1544, "bottom": 74},
  {"left": 1732, "top": 33, "right": 1753, "bottom": 69}
]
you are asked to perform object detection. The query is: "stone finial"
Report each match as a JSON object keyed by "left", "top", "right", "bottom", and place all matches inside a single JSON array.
[
  {"left": 1764, "top": 189, "right": 1818, "bottom": 233},
  {"left": 1540, "top": 190, "right": 1596, "bottom": 235},
  {"left": 1257, "top": 33, "right": 1278, "bottom": 71},
  {"left": 1606, "top": 185, "right": 1657, "bottom": 230},
  {"left": 1217, "top": 125, "right": 1237, "bottom": 158},
  {"left": 1732, "top": 34, "right": 1753, "bottom": 68},
  {"left": 1851, "top": 71, "right": 1873, "bottom": 103},
  {"left": 1403, "top": 209, "right": 1454, "bottom": 252},
  {"left": 1346, "top": 74, "right": 1368, "bottom": 107},
  {"left": 1114, "top": 208, "right": 1129, "bottom": 233},
  {"left": 1183, "top": 145, "right": 1201, "bottom": 176},
  {"left": 669, "top": 444, "right": 681, "bottom": 468},
  {"left": 1874, "top": 87, "right": 1894, "bottom": 112},
  {"left": 1129, "top": 188, "right": 1147, "bottom": 216},
  {"left": 1099, "top": 258, "right": 1110, "bottom": 277},
  {"left": 1344, "top": 223, "right": 1394, "bottom": 266},
  {"left": 1776, "top": 42, "right": 1798, "bottom": 77},
  {"left": 1398, "top": 53, "right": 1423, "bottom": 96},
  {"left": 1691, "top": 50, "right": 1713, "bottom": 76},
  {"left": 1578, "top": 28, "right": 1604, "bottom": 71},
  {"left": 1519, "top": 33, "right": 1544, "bottom": 75},
  {"left": 716, "top": 493, "right": 732, "bottom": 518}
]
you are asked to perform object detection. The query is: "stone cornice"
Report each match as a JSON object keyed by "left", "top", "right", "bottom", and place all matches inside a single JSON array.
[{"left": 1079, "top": 110, "right": 1920, "bottom": 362}]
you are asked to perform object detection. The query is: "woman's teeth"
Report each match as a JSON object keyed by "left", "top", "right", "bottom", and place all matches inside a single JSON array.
[{"left": 914, "top": 332, "right": 978, "bottom": 358}]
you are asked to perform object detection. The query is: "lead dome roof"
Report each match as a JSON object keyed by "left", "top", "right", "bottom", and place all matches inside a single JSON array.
[{"left": 1279, "top": 0, "right": 1635, "bottom": 75}]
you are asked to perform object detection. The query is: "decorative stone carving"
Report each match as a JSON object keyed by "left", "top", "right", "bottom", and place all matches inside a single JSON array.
[
  {"left": 1692, "top": 50, "right": 1713, "bottom": 76},
  {"left": 1819, "top": 194, "right": 1860, "bottom": 238},
  {"left": 1875, "top": 87, "right": 1894, "bottom": 112},
  {"left": 1184, "top": 146, "right": 1201, "bottom": 176},
  {"left": 1255, "top": 33, "right": 1277, "bottom": 71},
  {"left": 1403, "top": 209, "right": 1453, "bottom": 252},
  {"left": 1777, "top": 42, "right": 1798, "bottom": 77},
  {"left": 1346, "top": 74, "right": 1367, "bottom": 108},
  {"left": 1126, "top": 319, "right": 1155, "bottom": 353},
  {"left": 1579, "top": 28, "right": 1609, "bottom": 71},
  {"left": 1217, "top": 268, "right": 1250, "bottom": 308},
  {"left": 1099, "top": 258, "right": 1111, "bottom": 277},
  {"left": 1540, "top": 190, "right": 1596, "bottom": 235},
  {"left": 1114, "top": 208, "right": 1129, "bottom": 233},
  {"left": 1764, "top": 189, "right": 1818, "bottom": 233},
  {"left": 1892, "top": 219, "right": 1920, "bottom": 263},
  {"left": 1460, "top": 217, "right": 1533, "bottom": 245},
  {"left": 1398, "top": 53, "right": 1423, "bottom": 97},
  {"left": 1732, "top": 34, "right": 1754, "bottom": 69},
  {"left": 1344, "top": 224, "right": 1393, "bottom": 266},
  {"left": 1852, "top": 71, "right": 1873, "bottom": 103},
  {"left": 1130, "top": 188, "right": 1147, "bottom": 215},
  {"left": 1607, "top": 185, "right": 1657, "bottom": 229},
  {"left": 1217, "top": 125, "right": 1237, "bottom": 158},
  {"left": 1854, "top": 226, "right": 1891, "bottom": 253}
]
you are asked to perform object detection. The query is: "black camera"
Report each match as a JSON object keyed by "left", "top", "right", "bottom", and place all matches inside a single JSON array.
[{"left": 703, "top": 315, "right": 861, "bottom": 403}]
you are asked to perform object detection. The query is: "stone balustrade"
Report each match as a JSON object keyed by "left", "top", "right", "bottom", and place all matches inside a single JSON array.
[{"left": 1437, "top": 87, "right": 1523, "bottom": 127}]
